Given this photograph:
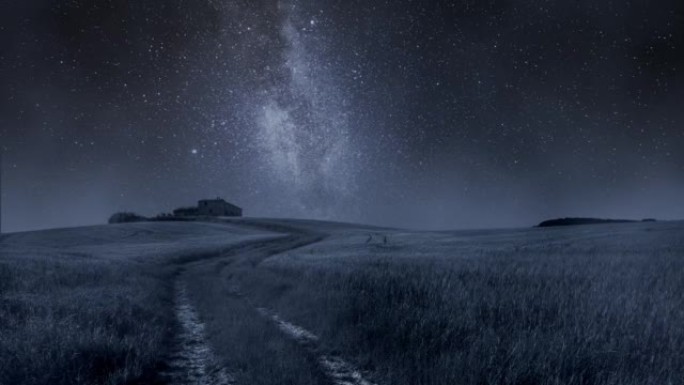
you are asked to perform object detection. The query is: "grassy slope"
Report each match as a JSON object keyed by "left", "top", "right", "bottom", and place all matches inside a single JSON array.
[
  {"left": 3, "top": 218, "right": 683, "bottom": 385},
  {"left": 0, "top": 222, "right": 270, "bottom": 385},
  {"left": 225, "top": 220, "right": 684, "bottom": 385}
]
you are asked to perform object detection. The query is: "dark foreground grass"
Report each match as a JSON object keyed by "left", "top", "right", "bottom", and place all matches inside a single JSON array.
[
  {"left": 0, "top": 222, "right": 267, "bottom": 385},
  {"left": 0, "top": 247, "right": 174, "bottom": 385},
  {"left": 228, "top": 222, "right": 684, "bottom": 385}
]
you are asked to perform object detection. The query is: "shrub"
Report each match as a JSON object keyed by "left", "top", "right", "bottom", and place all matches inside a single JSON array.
[{"left": 108, "top": 212, "right": 147, "bottom": 224}]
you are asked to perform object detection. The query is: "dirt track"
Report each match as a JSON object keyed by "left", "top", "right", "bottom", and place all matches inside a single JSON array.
[{"left": 161, "top": 224, "right": 359, "bottom": 385}]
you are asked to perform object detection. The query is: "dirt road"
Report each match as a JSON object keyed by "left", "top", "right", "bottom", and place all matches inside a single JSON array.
[{"left": 159, "top": 223, "right": 375, "bottom": 385}]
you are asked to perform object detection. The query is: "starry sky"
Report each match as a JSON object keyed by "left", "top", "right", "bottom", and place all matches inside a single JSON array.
[{"left": 1, "top": 0, "right": 683, "bottom": 232}]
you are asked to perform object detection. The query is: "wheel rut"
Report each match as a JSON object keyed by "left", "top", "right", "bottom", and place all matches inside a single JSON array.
[
  {"left": 160, "top": 224, "right": 376, "bottom": 385},
  {"left": 257, "top": 308, "right": 377, "bottom": 385},
  {"left": 159, "top": 229, "right": 326, "bottom": 384},
  {"left": 160, "top": 282, "right": 234, "bottom": 385}
]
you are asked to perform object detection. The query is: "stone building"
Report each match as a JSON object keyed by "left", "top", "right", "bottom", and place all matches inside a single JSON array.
[
  {"left": 173, "top": 198, "right": 242, "bottom": 217},
  {"left": 197, "top": 198, "right": 242, "bottom": 217}
]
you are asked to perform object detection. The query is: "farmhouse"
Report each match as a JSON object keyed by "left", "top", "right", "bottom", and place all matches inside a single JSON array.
[
  {"left": 173, "top": 198, "right": 242, "bottom": 217},
  {"left": 198, "top": 198, "right": 242, "bottom": 217}
]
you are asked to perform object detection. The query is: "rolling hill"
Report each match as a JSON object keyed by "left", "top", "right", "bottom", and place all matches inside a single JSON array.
[{"left": 1, "top": 218, "right": 683, "bottom": 385}]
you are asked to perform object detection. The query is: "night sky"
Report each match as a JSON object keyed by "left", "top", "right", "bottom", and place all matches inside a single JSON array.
[{"left": 1, "top": 0, "right": 683, "bottom": 232}]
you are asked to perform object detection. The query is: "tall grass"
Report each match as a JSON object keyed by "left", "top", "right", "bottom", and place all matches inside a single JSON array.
[
  {"left": 230, "top": 223, "right": 684, "bottom": 385},
  {"left": 0, "top": 248, "right": 174, "bottom": 385},
  {"left": 3, "top": 219, "right": 682, "bottom": 385},
  {"left": 0, "top": 222, "right": 266, "bottom": 385}
]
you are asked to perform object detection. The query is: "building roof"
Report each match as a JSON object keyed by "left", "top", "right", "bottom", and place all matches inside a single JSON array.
[
  {"left": 199, "top": 197, "right": 227, "bottom": 203},
  {"left": 198, "top": 198, "right": 241, "bottom": 210}
]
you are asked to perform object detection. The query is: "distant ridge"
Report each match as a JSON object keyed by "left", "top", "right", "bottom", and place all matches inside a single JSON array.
[{"left": 537, "top": 217, "right": 656, "bottom": 228}]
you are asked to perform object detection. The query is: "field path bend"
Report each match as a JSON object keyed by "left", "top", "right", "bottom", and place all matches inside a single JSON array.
[
  {"left": 160, "top": 226, "right": 325, "bottom": 384},
  {"left": 163, "top": 221, "right": 377, "bottom": 385}
]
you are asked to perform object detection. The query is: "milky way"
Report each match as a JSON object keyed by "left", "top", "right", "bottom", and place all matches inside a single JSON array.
[
  {"left": 253, "top": 1, "right": 359, "bottom": 217},
  {"left": 1, "top": 0, "right": 683, "bottom": 232}
]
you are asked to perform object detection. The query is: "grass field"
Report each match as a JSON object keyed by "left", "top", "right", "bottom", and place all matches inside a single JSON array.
[
  {"left": 2, "top": 219, "right": 683, "bottom": 385},
  {"left": 0, "top": 222, "right": 272, "bottom": 385},
  {"left": 221, "top": 220, "right": 684, "bottom": 385}
]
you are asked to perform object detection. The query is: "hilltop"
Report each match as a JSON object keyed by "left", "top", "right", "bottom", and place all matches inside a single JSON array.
[{"left": 537, "top": 217, "right": 656, "bottom": 227}]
